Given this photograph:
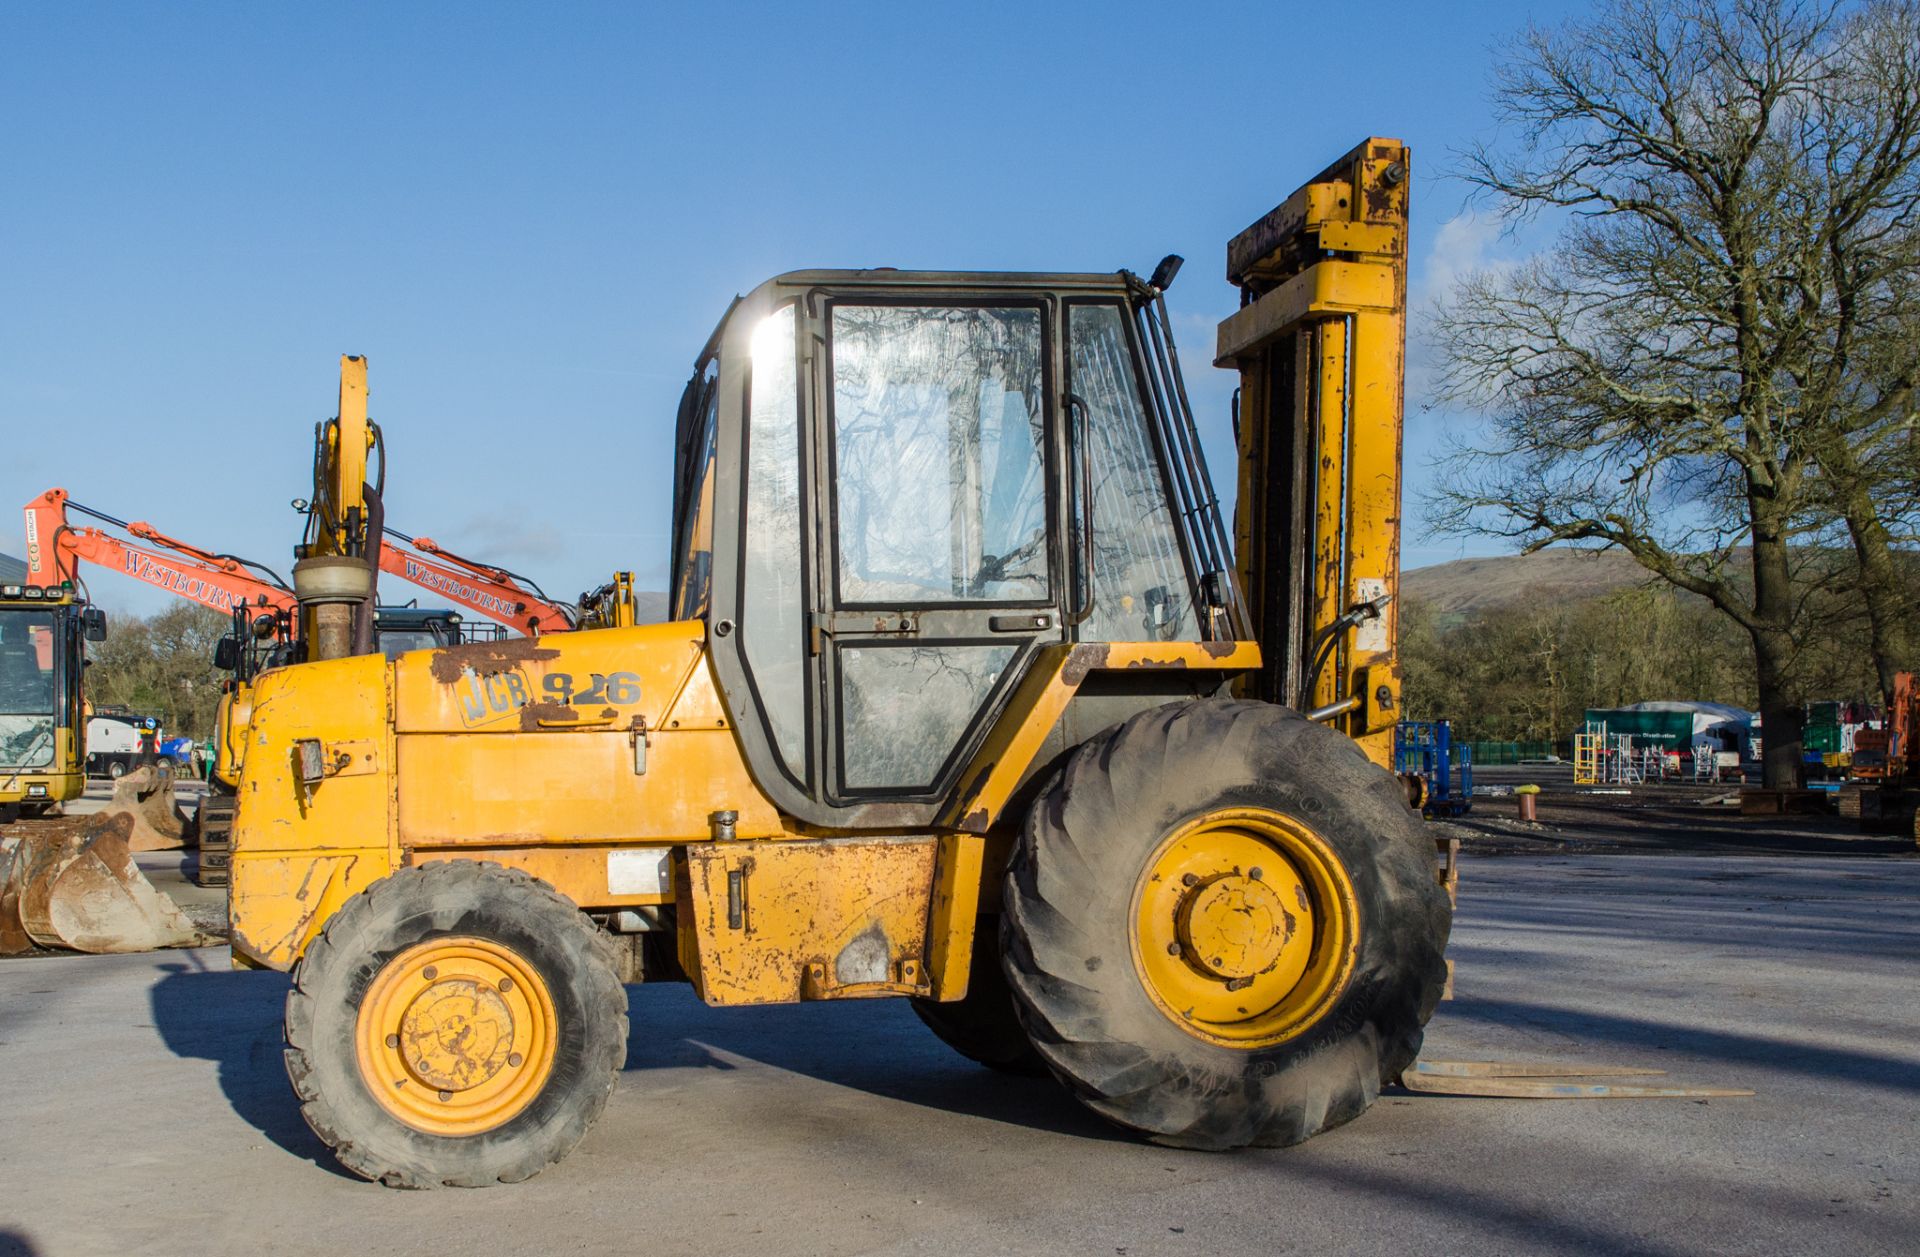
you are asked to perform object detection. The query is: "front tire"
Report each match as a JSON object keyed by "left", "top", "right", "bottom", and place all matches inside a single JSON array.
[
  {"left": 1002, "top": 699, "right": 1450, "bottom": 1150},
  {"left": 284, "top": 860, "right": 628, "bottom": 1188}
]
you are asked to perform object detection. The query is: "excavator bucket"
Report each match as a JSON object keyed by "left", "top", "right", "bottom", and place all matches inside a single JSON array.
[
  {"left": 0, "top": 836, "right": 29, "bottom": 953},
  {"left": 107, "top": 761, "right": 195, "bottom": 851},
  {"left": 0, "top": 812, "right": 216, "bottom": 954}
]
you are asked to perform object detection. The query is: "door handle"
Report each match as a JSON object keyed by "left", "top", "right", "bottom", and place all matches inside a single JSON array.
[{"left": 989, "top": 614, "right": 1053, "bottom": 633}]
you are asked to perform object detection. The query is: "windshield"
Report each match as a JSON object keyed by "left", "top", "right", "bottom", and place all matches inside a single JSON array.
[{"left": 0, "top": 608, "right": 58, "bottom": 767}]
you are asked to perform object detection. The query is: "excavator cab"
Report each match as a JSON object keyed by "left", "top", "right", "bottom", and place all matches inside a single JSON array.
[
  {"left": 226, "top": 139, "right": 1448, "bottom": 1189},
  {"left": 0, "top": 583, "right": 100, "bottom": 817}
]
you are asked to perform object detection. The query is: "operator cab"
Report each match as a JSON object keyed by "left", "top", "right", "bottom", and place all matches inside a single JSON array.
[
  {"left": 670, "top": 269, "right": 1242, "bottom": 827},
  {"left": 370, "top": 606, "right": 503, "bottom": 660},
  {"left": 0, "top": 582, "right": 104, "bottom": 809}
]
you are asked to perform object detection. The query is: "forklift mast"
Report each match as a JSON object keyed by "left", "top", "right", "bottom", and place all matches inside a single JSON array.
[{"left": 1216, "top": 138, "right": 1410, "bottom": 768}]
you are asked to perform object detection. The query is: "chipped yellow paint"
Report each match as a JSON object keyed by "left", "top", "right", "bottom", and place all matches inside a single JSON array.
[
  {"left": 677, "top": 836, "right": 940, "bottom": 1005},
  {"left": 408, "top": 844, "right": 674, "bottom": 907},
  {"left": 1218, "top": 138, "right": 1408, "bottom": 769},
  {"left": 227, "top": 623, "right": 806, "bottom": 971},
  {"left": 923, "top": 832, "right": 985, "bottom": 1001},
  {"left": 943, "top": 640, "right": 1261, "bottom": 835}
]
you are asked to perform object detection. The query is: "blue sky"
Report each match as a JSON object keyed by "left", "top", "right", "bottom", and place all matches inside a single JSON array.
[{"left": 1, "top": 2, "right": 1575, "bottom": 616}]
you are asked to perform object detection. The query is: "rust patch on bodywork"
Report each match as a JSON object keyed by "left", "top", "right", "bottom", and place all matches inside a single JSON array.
[
  {"left": 1201, "top": 639, "right": 1238, "bottom": 658},
  {"left": 518, "top": 701, "right": 577, "bottom": 730},
  {"left": 1059, "top": 644, "right": 1110, "bottom": 687},
  {"left": 959, "top": 808, "right": 990, "bottom": 835},
  {"left": 1365, "top": 176, "right": 1398, "bottom": 219},
  {"left": 1121, "top": 655, "right": 1190, "bottom": 670},
  {"left": 429, "top": 636, "right": 561, "bottom": 684}
]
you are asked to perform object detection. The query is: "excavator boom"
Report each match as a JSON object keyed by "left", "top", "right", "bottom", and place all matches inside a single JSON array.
[
  {"left": 379, "top": 530, "right": 577, "bottom": 635},
  {"left": 24, "top": 488, "right": 296, "bottom": 617}
]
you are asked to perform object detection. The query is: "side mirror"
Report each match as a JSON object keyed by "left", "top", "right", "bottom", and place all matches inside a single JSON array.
[
  {"left": 83, "top": 608, "right": 107, "bottom": 641},
  {"left": 213, "top": 636, "right": 240, "bottom": 672}
]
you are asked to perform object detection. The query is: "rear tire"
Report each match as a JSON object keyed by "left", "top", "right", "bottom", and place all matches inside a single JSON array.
[
  {"left": 284, "top": 860, "right": 628, "bottom": 1188},
  {"left": 910, "top": 916, "right": 1046, "bottom": 1075},
  {"left": 1002, "top": 699, "right": 1450, "bottom": 1150}
]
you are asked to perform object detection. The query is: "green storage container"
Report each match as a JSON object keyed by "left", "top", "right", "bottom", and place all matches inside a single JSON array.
[
  {"left": 1803, "top": 723, "right": 1843, "bottom": 753},
  {"left": 1582, "top": 708, "right": 1695, "bottom": 750}
]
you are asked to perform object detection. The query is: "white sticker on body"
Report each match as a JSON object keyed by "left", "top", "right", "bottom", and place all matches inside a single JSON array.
[
  {"left": 607, "top": 848, "right": 673, "bottom": 895},
  {"left": 1354, "top": 577, "right": 1390, "bottom": 654}
]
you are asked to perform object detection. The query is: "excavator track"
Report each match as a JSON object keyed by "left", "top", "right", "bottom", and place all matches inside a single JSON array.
[{"left": 196, "top": 792, "right": 235, "bottom": 888}]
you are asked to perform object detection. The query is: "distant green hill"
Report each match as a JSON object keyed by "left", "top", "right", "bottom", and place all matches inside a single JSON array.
[{"left": 1404, "top": 549, "right": 1654, "bottom": 619}]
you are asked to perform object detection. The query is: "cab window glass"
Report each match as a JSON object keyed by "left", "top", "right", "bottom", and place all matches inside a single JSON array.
[
  {"left": 1068, "top": 303, "right": 1197, "bottom": 642},
  {"left": 830, "top": 304, "right": 1048, "bottom": 605},
  {"left": 672, "top": 366, "right": 720, "bottom": 622},
  {"left": 741, "top": 305, "right": 806, "bottom": 774}
]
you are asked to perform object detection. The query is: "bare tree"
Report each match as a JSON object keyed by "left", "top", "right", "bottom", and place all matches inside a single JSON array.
[{"left": 1432, "top": 0, "right": 1920, "bottom": 786}]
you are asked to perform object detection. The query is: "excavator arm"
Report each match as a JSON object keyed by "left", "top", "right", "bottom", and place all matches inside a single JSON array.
[
  {"left": 23, "top": 488, "right": 296, "bottom": 618},
  {"left": 291, "top": 355, "right": 382, "bottom": 660},
  {"left": 379, "top": 529, "right": 578, "bottom": 635}
]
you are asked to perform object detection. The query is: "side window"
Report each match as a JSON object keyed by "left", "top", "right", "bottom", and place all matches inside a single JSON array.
[
  {"left": 670, "top": 367, "right": 719, "bottom": 622},
  {"left": 830, "top": 304, "right": 1048, "bottom": 604},
  {"left": 1068, "top": 303, "right": 1198, "bottom": 642},
  {"left": 741, "top": 305, "right": 807, "bottom": 775}
]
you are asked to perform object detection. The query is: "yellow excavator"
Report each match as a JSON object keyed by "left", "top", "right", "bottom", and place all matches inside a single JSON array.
[
  {"left": 0, "top": 582, "right": 103, "bottom": 821},
  {"left": 224, "top": 139, "right": 1449, "bottom": 1186}
]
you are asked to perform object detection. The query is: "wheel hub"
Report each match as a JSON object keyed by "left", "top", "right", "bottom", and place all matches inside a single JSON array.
[
  {"left": 1130, "top": 809, "right": 1358, "bottom": 1049},
  {"left": 1175, "top": 871, "right": 1299, "bottom": 981},
  {"left": 397, "top": 978, "right": 516, "bottom": 1092},
  {"left": 356, "top": 936, "right": 557, "bottom": 1135}
]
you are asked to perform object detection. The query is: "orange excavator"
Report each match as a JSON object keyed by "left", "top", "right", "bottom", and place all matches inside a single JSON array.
[
  {"left": 23, "top": 488, "right": 578, "bottom": 639},
  {"left": 20, "top": 486, "right": 582, "bottom": 891},
  {"left": 1840, "top": 672, "right": 1919, "bottom": 837}
]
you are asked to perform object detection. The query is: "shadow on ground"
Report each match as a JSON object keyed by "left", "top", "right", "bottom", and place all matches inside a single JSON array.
[
  {"left": 149, "top": 954, "right": 1114, "bottom": 1162},
  {"left": 617, "top": 984, "right": 1117, "bottom": 1141},
  {"left": 149, "top": 957, "right": 351, "bottom": 1177}
]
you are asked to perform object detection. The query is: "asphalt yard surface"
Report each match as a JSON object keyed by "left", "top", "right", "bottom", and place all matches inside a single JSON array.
[{"left": 3, "top": 845, "right": 1916, "bottom": 1256}]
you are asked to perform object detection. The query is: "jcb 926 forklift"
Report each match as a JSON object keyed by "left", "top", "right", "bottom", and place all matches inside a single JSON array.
[{"left": 227, "top": 138, "right": 1449, "bottom": 1187}]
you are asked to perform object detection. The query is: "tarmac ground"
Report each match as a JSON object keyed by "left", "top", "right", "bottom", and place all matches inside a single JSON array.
[{"left": 1, "top": 783, "right": 1915, "bottom": 1256}]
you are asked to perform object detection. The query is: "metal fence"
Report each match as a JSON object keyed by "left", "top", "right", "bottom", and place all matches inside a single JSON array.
[{"left": 1465, "top": 740, "right": 1566, "bottom": 765}]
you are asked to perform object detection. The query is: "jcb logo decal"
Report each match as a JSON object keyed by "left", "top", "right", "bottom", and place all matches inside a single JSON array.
[{"left": 454, "top": 668, "right": 642, "bottom": 728}]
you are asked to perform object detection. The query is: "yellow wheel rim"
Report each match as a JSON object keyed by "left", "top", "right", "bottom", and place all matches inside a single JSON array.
[
  {"left": 1129, "top": 807, "right": 1359, "bottom": 1049},
  {"left": 355, "top": 937, "right": 558, "bottom": 1136}
]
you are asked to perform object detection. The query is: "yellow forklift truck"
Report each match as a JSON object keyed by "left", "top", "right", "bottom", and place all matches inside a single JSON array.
[{"left": 227, "top": 139, "right": 1448, "bottom": 1187}]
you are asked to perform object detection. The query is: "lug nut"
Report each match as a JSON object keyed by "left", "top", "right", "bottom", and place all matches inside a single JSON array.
[
  {"left": 421, "top": 966, "right": 438, "bottom": 981},
  {"left": 1166, "top": 942, "right": 1181, "bottom": 956},
  {"left": 438, "top": 1090, "right": 453, "bottom": 1102},
  {"left": 385, "top": 1033, "right": 400, "bottom": 1049},
  {"left": 498, "top": 977, "right": 514, "bottom": 993},
  {"left": 1250, "top": 867, "right": 1264, "bottom": 881},
  {"left": 508, "top": 1052, "right": 524, "bottom": 1068},
  {"left": 1182, "top": 873, "right": 1198, "bottom": 887}
]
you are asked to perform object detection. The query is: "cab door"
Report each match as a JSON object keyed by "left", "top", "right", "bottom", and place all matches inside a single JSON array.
[{"left": 815, "top": 297, "right": 1062, "bottom": 804}]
